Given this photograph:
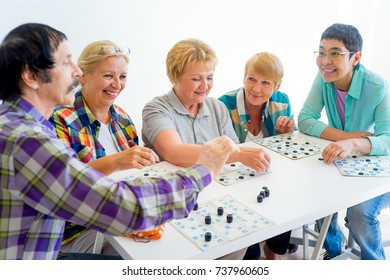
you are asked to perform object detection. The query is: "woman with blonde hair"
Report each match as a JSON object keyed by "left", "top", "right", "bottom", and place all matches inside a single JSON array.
[
  {"left": 219, "top": 52, "right": 296, "bottom": 260},
  {"left": 142, "top": 39, "right": 271, "bottom": 259},
  {"left": 50, "top": 40, "right": 160, "bottom": 255}
]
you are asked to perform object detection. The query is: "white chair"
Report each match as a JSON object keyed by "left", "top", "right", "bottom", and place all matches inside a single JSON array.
[
  {"left": 92, "top": 232, "right": 105, "bottom": 254},
  {"left": 291, "top": 206, "right": 390, "bottom": 260},
  {"left": 289, "top": 214, "right": 343, "bottom": 260}
]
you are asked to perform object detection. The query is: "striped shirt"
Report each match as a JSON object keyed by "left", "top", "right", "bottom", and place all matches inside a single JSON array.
[
  {"left": 219, "top": 88, "right": 296, "bottom": 143},
  {"left": 0, "top": 98, "right": 211, "bottom": 259}
]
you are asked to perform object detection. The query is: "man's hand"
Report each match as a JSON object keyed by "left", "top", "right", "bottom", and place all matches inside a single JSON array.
[{"left": 196, "top": 136, "right": 239, "bottom": 179}]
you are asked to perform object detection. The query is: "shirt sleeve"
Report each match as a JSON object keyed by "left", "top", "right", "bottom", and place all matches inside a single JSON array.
[
  {"left": 367, "top": 81, "right": 390, "bottom": 155},
  {"left": 215, "top": 99, "right": 240, "bottom": 144},
  {"left": 142, "top": 97, "right": 177, "bottom": 148},
  {"left": 298, "top": 72, "right": 328, "bottom": 137},
  {"left": 13, "top": 131, "right": 211, "bottom": 235},
  {"left": 49, "top": 109, "right": 72, "bottom": 147}
]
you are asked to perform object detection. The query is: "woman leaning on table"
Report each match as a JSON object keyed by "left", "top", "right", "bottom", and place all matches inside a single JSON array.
[
  {"left": 298, "top": 23, "right": 390, "bottom": 260},
  {"left": 141, "top": 38, "right": 272, "bottom": 259}
]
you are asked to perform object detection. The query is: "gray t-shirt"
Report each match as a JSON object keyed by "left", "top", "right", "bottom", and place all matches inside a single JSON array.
[{"left": 142, "top": 89, "right": 239, "bottom": 157}]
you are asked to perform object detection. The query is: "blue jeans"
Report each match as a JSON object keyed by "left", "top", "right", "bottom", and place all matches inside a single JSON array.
[{"left": 316, "top": 192, "right": 389, "bottom": 260}]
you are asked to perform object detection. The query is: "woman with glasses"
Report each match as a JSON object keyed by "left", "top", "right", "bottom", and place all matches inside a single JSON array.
[
  {"left": 298, "top": 23, "right": 390, "bottom": 259},
  {"left": 50, "top": 40, "right": 160, "bottom": 256},
  {"left": 219, "top": 52, "right": 296, "bottom": 260}
]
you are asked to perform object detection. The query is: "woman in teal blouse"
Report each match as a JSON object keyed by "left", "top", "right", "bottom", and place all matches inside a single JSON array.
[{"left": 298, "top": 23, "right": 390, "bottom": 260}]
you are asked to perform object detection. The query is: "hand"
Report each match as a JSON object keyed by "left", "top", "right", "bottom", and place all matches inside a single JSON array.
[
  {"left": 275, "top": 116, "right": 294, "bottom": 133},
  {"left": 322, "top": 140, "right": 355, "bottom": 164},
  {"left": 196, "top": 136, "right": 239, "bottom": 179},
  {"left": 237, "top": 147, "right": 271, "bottom": 172},
  {"left": 112, "top": 145, "right": 159, "bottom": 170}
]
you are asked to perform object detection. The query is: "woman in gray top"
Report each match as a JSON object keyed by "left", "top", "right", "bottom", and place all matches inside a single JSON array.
[{"left": 142, "top": 38, "right": 271, "bottom": 173}]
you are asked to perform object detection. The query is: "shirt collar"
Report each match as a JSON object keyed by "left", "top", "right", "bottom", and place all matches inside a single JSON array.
[
  {"left": 74, "top": 90, "right": 119, "bottom": 127},
  {"left": 323, "top": 64, "right": 364, "bottom": 100},
  {"left": 14, "top": 98, "right": 54, "bottom": 130},
  {"left": 236, "top": 87, "right": 269, "bottom": 122},
  {"left": 236, "top": 87, "right": 249, "bottom": 123},
  {"left": 347, "top": 64, "right": 363, "bottom": 99}
]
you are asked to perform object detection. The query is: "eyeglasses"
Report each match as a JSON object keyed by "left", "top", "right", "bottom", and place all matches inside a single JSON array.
[
  {"left": 314, "top": 50, "right": 355, "bottom": 60},
  {"left": 98, "top": 46, "right": 130, "bottom": 55}
]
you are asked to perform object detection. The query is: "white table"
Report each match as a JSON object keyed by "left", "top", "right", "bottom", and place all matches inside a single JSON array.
[{"left": 106, "top": 133, "right": 390, "bottom": 260}]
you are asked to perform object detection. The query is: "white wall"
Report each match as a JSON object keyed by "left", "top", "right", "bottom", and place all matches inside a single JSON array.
[{"left": 1, "top": 0, "right": 389, "bottom": 137}]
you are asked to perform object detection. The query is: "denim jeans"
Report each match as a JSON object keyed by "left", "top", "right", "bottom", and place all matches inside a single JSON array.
[{"left": 316, "top": 192, "right": 389, "bottom": 260}]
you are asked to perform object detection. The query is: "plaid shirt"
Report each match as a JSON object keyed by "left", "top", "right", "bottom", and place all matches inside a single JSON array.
[
  {"left": 49, "top": 91, "right": 138, "bottom": 163},
  {"left": 0, "top": 98, "right": 210, "bottom": 259},
  {"left": 50, "top": 91, "right": 139, "bottom": 245}
]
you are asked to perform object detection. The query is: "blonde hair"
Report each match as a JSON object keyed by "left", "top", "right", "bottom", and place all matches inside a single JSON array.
[
  {"left": 166, "top": 38, "right": 218, "bottom": 83},
  {"left": 244, "top": 52, "right": 283, "bottom": 85},
  {"left": 78, "top": 40, "right": 129, "bottom": 75}
]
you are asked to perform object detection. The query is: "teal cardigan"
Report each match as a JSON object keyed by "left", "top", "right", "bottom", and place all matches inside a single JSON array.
[{"left": 298, "top": 64, "right": 390, "bottom": 155}]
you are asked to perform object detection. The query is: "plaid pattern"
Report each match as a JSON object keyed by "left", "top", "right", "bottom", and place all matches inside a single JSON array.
[
  {"left": 49, "top": 91, "right": 138, "bottom": 163},
  {"left": 0, "top": 98, "right": 211, "bottom": 259},
  {"left": 50, "top": 91, "right": 140, "bottom": 245}
]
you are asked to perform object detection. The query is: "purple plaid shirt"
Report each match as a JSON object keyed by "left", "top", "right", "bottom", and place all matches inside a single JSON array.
[{"left": 0, "top": 98, "right": 211, "bottom": 260}]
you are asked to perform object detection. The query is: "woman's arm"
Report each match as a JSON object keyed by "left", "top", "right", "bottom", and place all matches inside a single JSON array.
[{"left": 153, "top": 129, "right": 271, "bottom": 172}]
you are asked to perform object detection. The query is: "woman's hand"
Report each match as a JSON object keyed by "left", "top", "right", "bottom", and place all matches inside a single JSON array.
[
  {"left": 275, "top": 116, "right": 294, "bottom": 133},
  {"left": 113, "top": 146, "right": 160, "bottom": 170},
  {"left": 236, "top": 147, "right": 271, "bottom": 173}
]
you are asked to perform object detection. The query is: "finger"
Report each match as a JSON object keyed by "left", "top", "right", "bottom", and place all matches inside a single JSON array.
[
  {"left": 277, "top": 118, "right": 285, "bottom": 128},
  {"left": 262, "top": 158, "right": 271, "bottom": 170},
  {"left": 337, "top": 151, "right": 346, "bottom": 160},
  {"left": 263, "top": 151, "right": 271, "bottom": 162},
  {"left": 281, "top": 117, "right": 290, "bottom": 126},
  {"left": 323, "top": 150, "right": 338, "bottom": 164},
  {"left": 131, "top": 160, "right": 146, "bottom": 170},
  {"left": 322, "top": 149, "right": 332, "bottom": 164},
  {"left": 137, "top": 156, "right": 151, "bottom": 167},
  {"left": 140, "top": 151, "right": 158, "bottom": 165},
  {"left": 257, "top": 161, "right": 268, "bottom": 172},
  {"left": 258, "top": 153, "right": 271, "bottom": 167},
  {"left": 151, "top": 150, "right": 160, "bottom": 163},
  {"left": 322, "top": 153, "right": 332, "bottom": 164},
  {"left": 138, "top": 147, "right": 160, "bottom": 164}
]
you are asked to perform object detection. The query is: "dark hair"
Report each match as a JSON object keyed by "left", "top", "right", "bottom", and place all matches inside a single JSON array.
[
  {"left": 321, "top": 23, "right": 363, "bottom": 53},
  {"left": 0, "top": 23, "right": 67, "bottom": 101}
]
